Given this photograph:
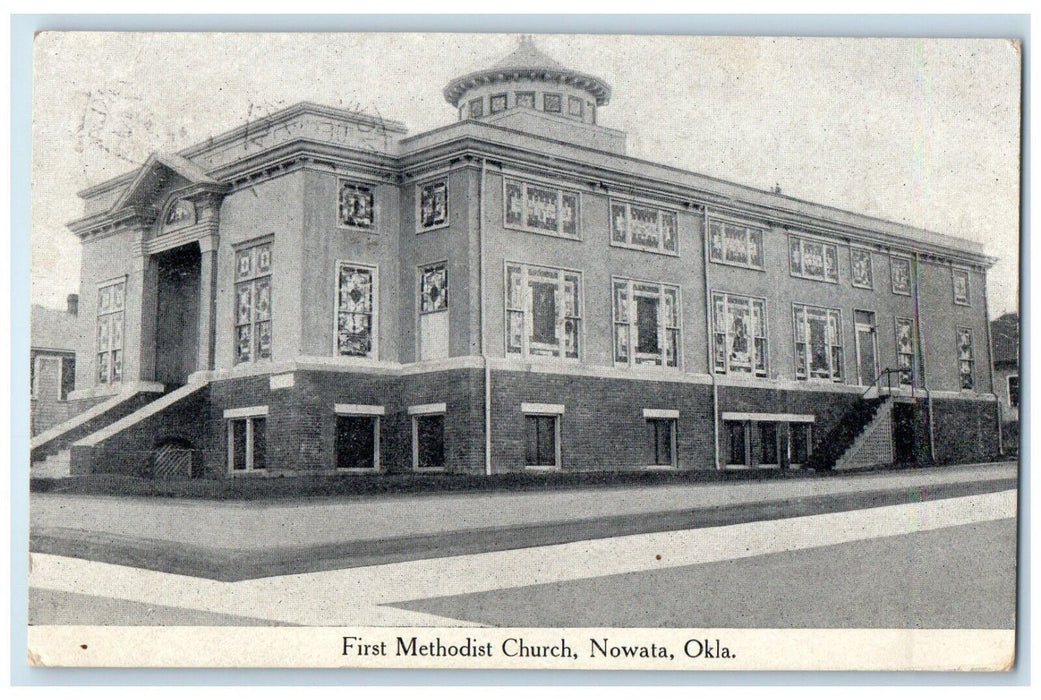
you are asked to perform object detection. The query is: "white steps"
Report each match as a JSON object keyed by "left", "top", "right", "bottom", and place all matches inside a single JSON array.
[{"left": 31, "top": 449, "right": 71, "bottom": 479}]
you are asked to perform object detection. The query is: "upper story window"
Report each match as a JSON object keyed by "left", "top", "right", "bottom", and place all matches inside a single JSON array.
[
  {"left": 490, "top": 93, "right": 507, "bottom": 114},
  {"left": 850, "top": 248, "right": 874, "bottom": 289},
  {"left": 793, "top": 303, "right": 843, "bottom": 382},
  {"left": 568, "top": 96, "right": 584, "bottom": 118},
  {"left": 613, "top": 278, "right": 680, "bottom": 369},
  {"left": 952, "top": 268, "right": 971, "bottom": 306},
  {"left": 96, "top": 278, "right": 126, "bottom": 384},
  {"left": 335, "top": 262, "right": 377, "bottom": 359},
  {"left": 708, "top": 219, "right": 764, "bottom": 270},
  {"left": 417, "top": 179, "right": 449, "bottom": 232},
  {"left": 543, "top": 93, "right": 562, "bottom": 113},
  {"left": 610, "top": 200, "right": 678, "bottom": 255},
  {"left": 418, "top": 261, "right": 449, "bottom": 361},
  {"left": 891, "top": 255, "right": 912, "bottom": 295},
  {"left": 504, "top": 178, "right": 580, "bottom": 239},
  {"left": 338, "top": 180, "right": 375, "bottom": 230},
  {"left": 712, "top": 291, "right": 767, "bottom": 377},
  {"left": 789, "top": 235, "right": 839, "bottom": 283},
  {"left": 895, "top": 317, "right": 915, "bottom": 386},
  {"left": 468, "top": 98, "right": 484, "bottom": 119},
  {"left": 505, "top": 263, "right": 581, "bottom": 360},
  {"left": 957, "top": 327, "right": 975, "bottom": 390},
  {"left": 234, "top": 241, "right": 272, "bottom": 364},
  {"left": 516, "top": 92, "right": 536, "bottom": 109}
]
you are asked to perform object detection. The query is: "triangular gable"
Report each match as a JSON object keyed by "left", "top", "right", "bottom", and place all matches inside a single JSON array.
[{"left": 110, "top": 152, "right": 220, "bottom": 212}]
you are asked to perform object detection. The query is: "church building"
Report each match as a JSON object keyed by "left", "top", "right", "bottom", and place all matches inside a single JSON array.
[{"left": 31, "top": 37, "right": 1002, "bottom": 478}]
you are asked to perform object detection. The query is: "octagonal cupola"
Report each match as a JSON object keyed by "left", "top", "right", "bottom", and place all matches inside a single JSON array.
[{"left": 443, "top": 35, "right": 611, "bottom": 125}]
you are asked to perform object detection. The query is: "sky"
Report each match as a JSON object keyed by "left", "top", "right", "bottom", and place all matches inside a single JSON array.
[{"left": 31, "top": 32, "right": 1021, "bottom": 316}]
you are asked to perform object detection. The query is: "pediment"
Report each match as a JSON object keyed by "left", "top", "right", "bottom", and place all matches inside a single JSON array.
[{"left": 110, "top": 152, "right": 222, "bottom": 213}]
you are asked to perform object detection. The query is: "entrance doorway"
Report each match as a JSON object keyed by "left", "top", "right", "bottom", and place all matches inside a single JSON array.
[
  {"left": 854, "top": 310, "right": 879, "bottom": 386},
  {"left": 154, "top": 243, "right": 201, "bottom": 387}
]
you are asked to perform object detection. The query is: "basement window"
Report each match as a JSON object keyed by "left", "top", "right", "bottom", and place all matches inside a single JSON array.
[{"left": 226, "top": 410, "right": 267, "bottom": 472}]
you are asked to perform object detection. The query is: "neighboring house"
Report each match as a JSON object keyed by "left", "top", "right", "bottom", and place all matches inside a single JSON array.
[
  {"left": 991, "top": 312, "right": 1020, "bottom": 424},
  {"left": 30, "top": 296, "right": 78, "bottom": 435},
  {"left": 37, "top": 37, "right": 1002, "bottom": 478}
]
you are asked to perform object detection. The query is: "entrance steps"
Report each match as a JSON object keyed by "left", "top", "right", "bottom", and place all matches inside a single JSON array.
[
  {"left": 805, "top": 396, "right": 892, "bottom": 471},
  {"left": 834, "top": 397, "right": 895, "bottom": 470}
]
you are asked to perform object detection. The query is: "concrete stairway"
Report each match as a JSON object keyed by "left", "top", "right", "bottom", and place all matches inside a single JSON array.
[{"left": 833, "top": 397, "right": 895, "bottom": 470}]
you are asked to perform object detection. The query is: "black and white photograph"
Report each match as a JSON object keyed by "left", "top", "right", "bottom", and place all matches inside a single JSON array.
[{"left": 24, "top": 31, "right": 1021, "bottom": 671}]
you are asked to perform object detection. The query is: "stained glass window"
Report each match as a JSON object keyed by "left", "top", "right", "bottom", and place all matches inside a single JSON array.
[
  {"left": 610, "top": 200, "right": 678, "bottom": 254},
  {"left": 469, "top": 98, "right": 484, "bottom": 119},
  {"left": 505, "top": 263, "right": 582, "bottom": 360},
  {"left": 234, "top": 242, "right": 273, "bottom": 364},
  {"left": 338, "top": 180, "right": 375, "bottom": 230},
  {"left": 952, "top": 268, "right": 971, "bottom": 306},
  {"left": 708, "top": 219, "right": 764, "bottom": 270},
  {"left": 711, "top": 292, "right": 767, "bottom": 377},
  {"left": 851, "top": 248, "right": 873, "bottom": 289},
  {"left": 96, "top": 279, "right": 125, "bottom": 384},
  {"left": 568, "top": 96, "right": 584, "bottom": 117},
  {"left": 789, "top": 235, "right": 839, "bottom": 283},
  {"left": 516, "top": 92, "right": 536, "bottom": 109},
  {"left": 490, "top": 93, "right": 507, "bottom": 114},
  {"left": 793, "top": 304, "right": 843, "bottom": 382},
  {"left": 503, "top": 178, "right": 581, "bottom": 239},
  {"left": 418, "top": 180, "right": 449, "bottom": 231},
  {"left": 420, "top": 262, "right": 448, "bottom": 314},
  {"left": 895, "top": 317, "right": 915, "bottom": 386},
  {"left": 613, "top": 279, "right": 681, "bottom": 369},
  {"left": 336, "top": 263, "right": 376, "bottom": 358},
  {"left": 543, "top": 93, "right": 562, "bottom": 113},
  {"left": 891, "top": 256, "right": 912, "bottom": 295},
  {"left": 957, "top": 327, "right": 974, "bottom": 390}
]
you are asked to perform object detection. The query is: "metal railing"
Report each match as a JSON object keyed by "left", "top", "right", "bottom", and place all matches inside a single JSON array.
[{"left": 861, "top": 368, "right": 904, "bottom": 398}]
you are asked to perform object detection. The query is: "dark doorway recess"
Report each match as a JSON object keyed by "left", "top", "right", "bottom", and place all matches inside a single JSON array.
[{"left": 155, "top": 243, "right": 201, "bottom": 387}]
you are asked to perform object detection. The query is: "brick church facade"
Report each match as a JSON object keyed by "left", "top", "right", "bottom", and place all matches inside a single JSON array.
[{"left": 31, "top": 37, "right": 1003, "bottom": 478}]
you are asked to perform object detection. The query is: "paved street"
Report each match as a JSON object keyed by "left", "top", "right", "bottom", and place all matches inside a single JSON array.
[{"left": 29, "top": 484, "right": 1017, "bottom": 628}]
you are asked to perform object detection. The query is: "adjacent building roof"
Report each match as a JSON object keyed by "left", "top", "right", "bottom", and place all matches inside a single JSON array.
[
  {"left": 31, "top": 304, "right": 77, "bottom": 353},
  {"left": 991, "top": 312, "right": 1019, "bottom": 366}
]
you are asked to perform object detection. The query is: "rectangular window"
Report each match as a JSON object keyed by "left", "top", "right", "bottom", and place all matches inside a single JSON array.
[
  {"left": 506, "top": 263, "right": 581, "bottom": 360},
  {"left": 413, "top": 413, "right": 446, "bottom": 470},
  {"left": 850, "top": 248, "right": 874, "bottom": 289},
  {"left": 525, "top": 414, "right": 559, "bottom": 468},
  {"left": 469, "top": 97, "right": 484, "bottom": 118},
  {"left": 711, "top": 292, "right": 767, "bottom": 377},
  {"left": 227, "top": 415, "right": 267, "bottom": 472},
  {"left": 96, "top": 278, "right": 126, "bottom": 383},
  {"left": 234, "top": 242, "right": 272, "bottom": 364},
  {"left": 610, "top": 200, "right": 678, "bottom": 254},
  {"left": 338, "top": 180, "right": 375, "bottom": 230},
  {"left": 789, "top": 235, "right": 839, "bottom": 283},
  {"left": 789, "top": 423, "right": 811, "bottom": 466},
  {"left": 759, "top": 422, "right": 779, "bottom": 467},
  {"left": 647, "top": 418, "right": 676, "bottom": 467},
  {"left": 503, "top": 178, "right": 580, "bottom": 239},
  {"left": 419, "top": 262, "right": 448, "bottom": 361},
  {"left": 708, "top": 219, "right": 764, "bottom": 270},
  {"left": 613, "top": 278, "right": 680, "bottom": 368},
  {"left": 516, "top": 91, "right": 536, "bottom": 109},
  {"left": 1008, "top": 375, "right": 1019, "bottom": 408},
  {"left": 490, "top": 93, "right": 507, "bottom": 113},
  {"left": 895, "top": 317, "right": 915, "bottom": 387},
  {"left": 60, "top": 356, "right": 75, "bottom": 401},
  {"left": 958, "top": 327, "right": 975, "bottom": 390},
  {"left": 725, "top": 421, "right": 748, "bottom": 466},
  {"left": 417, "top": 179, "right": 449, "bottom": 231},
  {"left": 336, "top": 414, "right": 379, "bottom": 471},
  {"left": 568, "top": 95, "right": 584, "bottom": 117},
  {"left": 543, "top": 93, "right": 562, "bottom": 113},
  {"left": 891, "top": 255, "right": 912, "bottom": 295},
  {"left": 952, "top": 268, "right": 971, "bottom": 306},
  {"left": 335, "top": 262, "right": 377, "bottom": 358},
  {"left": 793, "top": 304, "right": 843, "bottom": 382}
]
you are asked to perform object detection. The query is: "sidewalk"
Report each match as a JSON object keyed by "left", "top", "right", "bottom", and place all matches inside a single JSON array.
[{"left": 32, "top": 461, "right": 1016, "bottom": 550}]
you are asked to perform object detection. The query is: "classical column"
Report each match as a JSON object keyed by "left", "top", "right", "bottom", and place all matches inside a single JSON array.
[
  {"left": 134, "top": 250, "right": 159, "bottom": 384},
  {"left": 197, "top": 234, "right": 220, "bottom": 373}
]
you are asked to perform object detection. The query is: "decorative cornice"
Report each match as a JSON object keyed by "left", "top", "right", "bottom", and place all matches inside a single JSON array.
[
  {"left": 443, "top": 66, "right": 612, "bottom": 107},
  {"left": 67, "top": 205, "right": 158, "bottom": 240}
]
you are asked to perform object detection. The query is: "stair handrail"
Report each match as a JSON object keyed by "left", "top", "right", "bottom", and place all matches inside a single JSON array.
[{"left": 862, "top": 368, "right": 901, "bottom": 398}]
